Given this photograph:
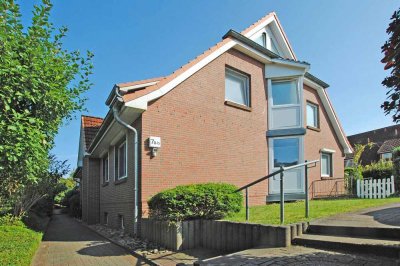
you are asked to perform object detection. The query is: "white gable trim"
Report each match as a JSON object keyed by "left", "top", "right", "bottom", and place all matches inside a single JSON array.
[
  {"left": 120, "top": 81, "right": 159, "bottom": 92},
  {"left": 304, "top": 78, "right": 352, "bottom": 154}
]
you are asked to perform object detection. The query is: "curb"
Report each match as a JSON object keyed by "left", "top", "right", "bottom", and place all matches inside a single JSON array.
[{"left": 81, "top": 222, "right": 160, "bottom": 266}]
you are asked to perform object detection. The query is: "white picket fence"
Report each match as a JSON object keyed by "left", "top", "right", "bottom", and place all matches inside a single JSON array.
[{"left": 356, "top": 176, "right": 395, "bottom": 199}]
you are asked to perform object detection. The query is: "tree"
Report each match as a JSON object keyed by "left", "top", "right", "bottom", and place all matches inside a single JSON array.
[
  {"left": 381, "top": 8, "right": 400, "bottom": 121},
  {"left": 0, "top": 0, "right": 93, "bottom": 209}
]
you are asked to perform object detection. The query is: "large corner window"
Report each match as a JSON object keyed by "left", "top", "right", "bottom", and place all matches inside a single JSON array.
[
  {"left": 268, "top": 79, "right": 301, "bottom": 130},
  {"left": 115, "top": 139, "right": 127, "bottom": 180},
  {"left": 321, "top": 152, "right": 333, "bottom": 177},
  {"left": 271, "top": 80, "right": 299, "bottom": 106},
  {"left": 225, "top": 68, "right": 250, "bottom": 107},
  {"left": 273, "top": 138, "right": 300, "bottom": 168},
  {"left": 306, "top": 102, "right": 319, "bottom": 128},
  {"left": 102, "top": 154, "right": 109, "bottom": 183}
]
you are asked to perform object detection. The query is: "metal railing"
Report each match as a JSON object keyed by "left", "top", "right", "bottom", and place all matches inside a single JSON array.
[{"left": 235, "top": 159, "right": 319, "bottom": 224}]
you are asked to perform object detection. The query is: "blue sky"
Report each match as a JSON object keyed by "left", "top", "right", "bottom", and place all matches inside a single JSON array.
[{"left": 19, "top": 0, "right": 399, "bottom": 173}]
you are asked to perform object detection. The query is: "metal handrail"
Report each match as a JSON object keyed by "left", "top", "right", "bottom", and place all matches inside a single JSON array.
[{"left": 235, "top": 159, "right": 319, "bottom": 224}]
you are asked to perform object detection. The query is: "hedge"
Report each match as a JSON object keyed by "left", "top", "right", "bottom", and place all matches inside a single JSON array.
[
  {"left": 148, "top": 183, "right": 243, "bottom": 221},
  {"left": 361, "top": 160, "right": 393, "bottom": 180}
]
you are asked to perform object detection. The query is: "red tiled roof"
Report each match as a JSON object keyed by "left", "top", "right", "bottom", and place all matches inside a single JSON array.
[
  {"left": 81, "top": 115, "right": 104, "bottom": 150},
  {"left": 377, "top": 139, "right": 400, "bottom": 154}
]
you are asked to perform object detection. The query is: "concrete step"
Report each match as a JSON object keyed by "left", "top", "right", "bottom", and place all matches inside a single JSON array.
[
  {"left": 308, "top": 224, "right": 400, "bottom": 240},
  {"left": 293, "top": 233, "right": 400, "bottom": 258}
]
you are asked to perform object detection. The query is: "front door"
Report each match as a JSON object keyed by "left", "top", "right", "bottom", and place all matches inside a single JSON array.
[{"left": 269, "top": 137, "right": 304, "bottom": 194}]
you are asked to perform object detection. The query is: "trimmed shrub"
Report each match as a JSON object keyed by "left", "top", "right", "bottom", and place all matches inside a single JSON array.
[
  {"left": 362, "top": 160, "right": 393, "bottom": 180},
  {"left": 148, "top": 183, "right": 243, "bottom": 222},
  {"left": 393, "top": 147, "right": 400, "bottom": 192}
]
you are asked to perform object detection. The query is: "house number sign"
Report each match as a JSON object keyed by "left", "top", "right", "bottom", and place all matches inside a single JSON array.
[{"left": 149, "top": 136, "right": 161, "bottom": 148}]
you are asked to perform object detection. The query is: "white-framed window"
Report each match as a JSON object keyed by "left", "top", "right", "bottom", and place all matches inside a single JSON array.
[
  {"left": 271, "top": 80, "right": 299, "bottom": 106},
  {"left": 115, "top": 138, "right": 127, "bottom": 180},
  {"left": 254, "top": 30, "right": 281, "bottom": 55},
  {"left": 268, "top": 78, "right": 302, "bottom": 130},
  {"left": 102, "top": 153, "right": 109, "bottom": 182},
  {"left": 306, "top": 102, "right": 319, "bottom": 128},
  {"left": 255, "top": 32, "right": 267, "bottom": 48},
  {"left": 321, "top": 152, "right": 333, "bottom": 177},
  {"left": 381, "top": 152, "right": 392, "bottom": 161},
  {"left": 225, "top": 68, "right": 250, "bottom": 107}
]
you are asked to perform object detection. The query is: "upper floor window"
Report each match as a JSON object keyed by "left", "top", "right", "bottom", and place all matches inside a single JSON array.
[
  {"left": 255, "top": 32, "right": 267, "bottom": 48},
  {"left": 102, "top": 154, "right": 109, "bottom": 183},
  {"left": 306, "top": 102, "right": 319, "bottom": 128},
  {"left": 115, "top": 140, "right": 127, "bottom": 180},
  {"left": 271, "top": 80, "right": 299, "bottom": 106},
  {"left": 225, "top": 68, "right": 250, "bottom": 107}
]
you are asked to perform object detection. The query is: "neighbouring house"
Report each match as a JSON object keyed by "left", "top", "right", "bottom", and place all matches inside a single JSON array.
[
  {"left": 74, "top": 12, "right": 352, "bottom": 235},
  {"left": 346, "top": 125, "right": 400, "bottom": 166}
]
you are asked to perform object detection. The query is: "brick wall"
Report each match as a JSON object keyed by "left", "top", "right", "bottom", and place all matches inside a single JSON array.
[
  {"left": 81, "top": 156, "right": 100, "bottom": 224},
  {"left": 303, "top": 85, "right": 345, "bottom": 198},
  {"left": 141, "top": 49, "right": 269, "bottom": 215},
  {"left": 99, "top": 118, "right": 142, "bottom": 234}
]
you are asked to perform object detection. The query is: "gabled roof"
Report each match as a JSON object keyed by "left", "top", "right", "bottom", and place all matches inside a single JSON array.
[
  {"left": 377, "top": 139, "right": 400, "bottom": 154},
  {"left": 81, "top": 115, "right": 104, "bottom": 150}
]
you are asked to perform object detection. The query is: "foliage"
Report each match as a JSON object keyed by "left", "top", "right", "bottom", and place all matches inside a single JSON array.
[
  {"left": 61, "top": 187, "right": 81, "bottom": 217},
  {"left": 0, "top": 213, "right": 24, "bottom": 226},
  {"left": 0, "top": 222, "right": 42, "bottom": 266},
  {"left": 54, "top": 177, "right": 75, "bottom": 204},
  {"left": 225, "top": 197, "right": 400, "bottom": 225},
  {"left": 392, "top": 147, "right": 400, "bottom": 192},
  {"left": 148, "top": 183, "right": 243, "bottom": 222},
  {"left": 11, "top": 155, "right": 69, "bottom": 216},
  {"left": 353, "top": 142, "right": 375, "bottom": 166},
  {"left": 0, "top": 0, "right": 93, "bottom": 207},
  {"left": 362, "top": 160, "right": 393, "bottom": 180},
  {"left": 381, "top": 8, "right": 400, "bottom": 121}
]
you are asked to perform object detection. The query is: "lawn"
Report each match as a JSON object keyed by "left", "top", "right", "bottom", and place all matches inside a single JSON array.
[
  {"left": 225, "top": 197, "right": 400, "bottom": 225},
  {"left": 0, "top": 222, "right": 43, "bottom": 266}
]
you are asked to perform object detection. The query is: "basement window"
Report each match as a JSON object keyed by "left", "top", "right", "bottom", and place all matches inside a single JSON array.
[{"left": 104, "top": 212, "right": 108, "bottom": 225}]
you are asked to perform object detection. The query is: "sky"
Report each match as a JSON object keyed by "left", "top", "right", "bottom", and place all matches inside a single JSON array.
[{"left": 19, "top": 0, "right": 399, "bottom": 174}]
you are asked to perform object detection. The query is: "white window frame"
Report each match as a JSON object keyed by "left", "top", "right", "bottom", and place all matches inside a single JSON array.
[
  {"left": 225, "top": 68, "right": 250, "bottom": 107},
  {"left": 306, "top": 102, "right": 319, "bottom": 128},
  {"left": 381, "top": 152, "right": 392, "bottom": 161},
  {"left": 253, "top": 28, "right": 282, "bottom": 55},
  {"left": 115, "top": 135, "right": 128, "bottom": 180},
  {"left": 102, "top": 152, "right": 109, "bottom": 183},
  {"left": 267, "top": 77, "right": 303, "bottom": 130},
  {"left": 321, "top": 152, "right": 333, "bottom": 178}
]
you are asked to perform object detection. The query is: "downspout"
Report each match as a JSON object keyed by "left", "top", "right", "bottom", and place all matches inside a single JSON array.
[{"left": 112, "top": 87, "right": 139, "bottom": 235}]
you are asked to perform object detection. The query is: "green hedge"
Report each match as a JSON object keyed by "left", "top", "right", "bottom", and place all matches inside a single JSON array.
[
  {"left": 362, "top": 160, "right": 393, "bottom": 180},
  {"left": 148, "top": 183, "right": 243, "bottom": 221}
]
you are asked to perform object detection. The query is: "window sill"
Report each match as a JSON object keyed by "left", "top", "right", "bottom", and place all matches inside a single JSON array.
[
  {"left": 225, "top": 100, "right": 252, "bottom": 112},
  {"left": 321, "top": 175, "right": 333, "bottom": 180},
  {"left": 307, "top": 126, "right": 321, "bottom": 132},
  {"left": 102, "top": 182, "right": 109, "bottom": 187},
  {"left": 114, "top": 177, "right": 127, "bottom": 185}
]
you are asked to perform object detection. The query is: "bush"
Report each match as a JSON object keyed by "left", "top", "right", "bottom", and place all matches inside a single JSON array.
[
  {"left": 60, "top": 188, "right": 81, "bottom": 217},
  {"left": 362, "top": 160, "right": 393, "bottom": 179},
  {"left": 148, "top": 183, "right": 243, "bottom": 222}
]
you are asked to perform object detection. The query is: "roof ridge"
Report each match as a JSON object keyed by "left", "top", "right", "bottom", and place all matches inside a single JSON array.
[
  {"left": 81, "top": 114, "right": 104, "bottom": 119},
  {"left": 240, "top": 12, "right": 276, "bottom": 35}
]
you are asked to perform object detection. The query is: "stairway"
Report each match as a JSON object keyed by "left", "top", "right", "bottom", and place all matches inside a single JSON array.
[{"left": 293, "top": 224, "right": 400, "bottom": 258}]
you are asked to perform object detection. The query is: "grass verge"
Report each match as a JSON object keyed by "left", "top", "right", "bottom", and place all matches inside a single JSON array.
[
  {"left": 225, "top": 197, "right": 400, "bottom": 225},
  {"left": 0, "top": 219, "right": 43, "bottom": 266}
]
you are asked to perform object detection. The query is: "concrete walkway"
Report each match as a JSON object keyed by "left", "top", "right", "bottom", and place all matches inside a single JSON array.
[
  {"left": 311, "top": 202, "right": 400, "bottom": 228},
  {"left": 32, "top": 212, "right": 149, "bottom": 266}
]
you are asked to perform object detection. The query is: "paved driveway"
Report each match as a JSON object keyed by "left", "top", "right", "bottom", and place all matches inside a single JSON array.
[{"left": 32, "top": 213, "right": 149, "bottom": 266}]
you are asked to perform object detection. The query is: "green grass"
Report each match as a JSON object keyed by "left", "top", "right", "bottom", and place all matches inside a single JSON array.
[
  {"left": 0, "top": 224, "right": 43, "bottom": 266},
  {"left": 225, "top": 197, "right": 400, "bottom": 225}
]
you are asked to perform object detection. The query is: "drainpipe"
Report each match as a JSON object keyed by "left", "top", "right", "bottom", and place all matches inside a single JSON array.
[{"left": 112, "top": 87, "right": 139, "bottom": 235}]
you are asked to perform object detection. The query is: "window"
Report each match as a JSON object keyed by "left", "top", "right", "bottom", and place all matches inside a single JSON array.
[
  {"left": 271, "top": 80, "right": 299, "bottom": 106},
  {"left": 102, "top": 154, "right": 109, "bottom": 182},
  {"left": 225, "top": 68, "right": 250, "bottom": 107},
  {"left": 306, "top": 102, "right": 319, "bottom": 128},
  {"left": 119, "top": 215, "right": 124, "bottom": 230},
  {"left": 381, "top": 153, "right": 392, "bottom": 161},
  {"left": 115, "top": 140, "right": 127, "bottom": 180},
  {"left": 255, "top": 32, "right": 267, "bottom": 48},
  {"left": 321, "top": 153, "right": 333, "bottom": 177},
  {"left": 273, "top": 138, "right": 300, "bottom": 168},
  {"left": 104, "top": 212, "right": 108, "bottom": 225}
]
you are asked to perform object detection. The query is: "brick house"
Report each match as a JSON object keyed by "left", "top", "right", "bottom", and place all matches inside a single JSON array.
[
  {"left": 346, "top": 125, "right": 400, "bottom": 166},
  {"left": 74, "top": 12, "right": 352, "bottom": 235}
]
